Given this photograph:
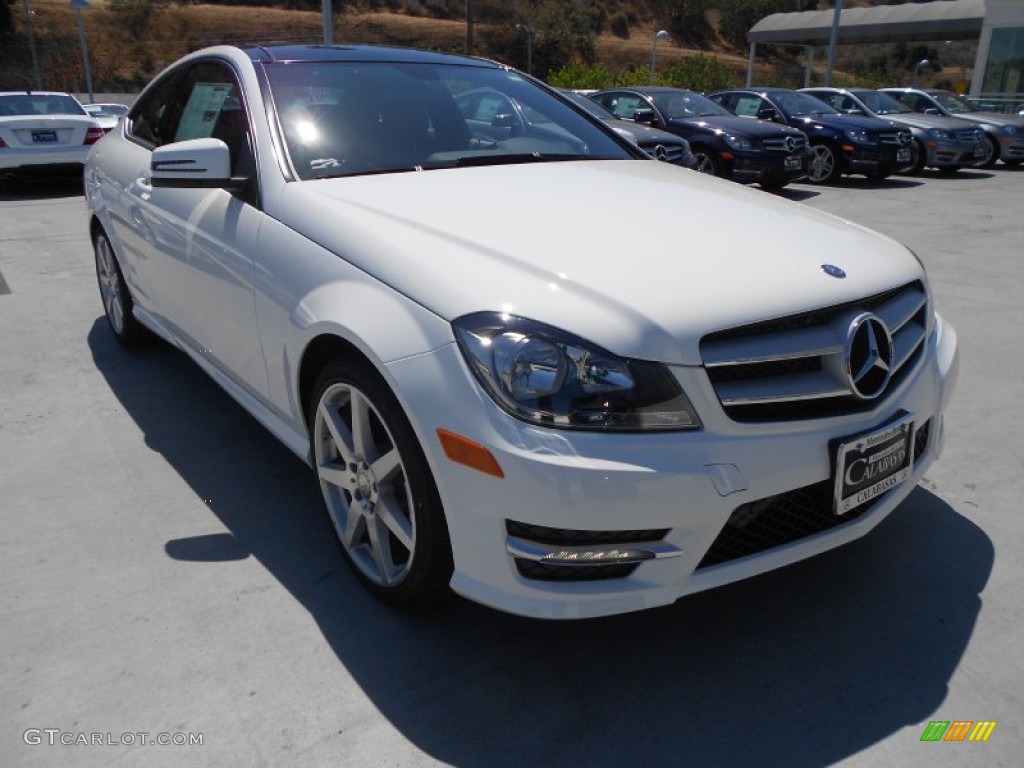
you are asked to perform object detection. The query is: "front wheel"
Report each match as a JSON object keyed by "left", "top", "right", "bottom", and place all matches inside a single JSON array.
[
  {"left": 976, "top": 134, "right": 999, "bottom": 168},
  {"left": 94, "top": 230, "right": 146, "bottom": 345},
  {"left": 309, "top": 361, "right": 452, "bottom": 607},
  {"left": 807, "top": 142, "right": 842, "bottom": 184},
  {"left": 910, "top": 139, "right": 928, "bottom": 173},
  {"left": 691, "top": 148, "right": 720, "bottom": 177}
]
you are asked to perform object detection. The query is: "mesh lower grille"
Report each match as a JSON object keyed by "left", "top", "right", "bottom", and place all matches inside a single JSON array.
[
  {"left": 515, "top": 560, "right": 639, "bottom": 582},
  {"left": 697, "top": 418, "right": 930, "bottom": 570}
]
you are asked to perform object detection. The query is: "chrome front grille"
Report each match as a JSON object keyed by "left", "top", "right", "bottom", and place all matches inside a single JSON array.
[
  {"left": 701, "top": 281, "right": 928, "bottom": 422},
  {"left": 640, "top": 141, "right": 684, "bottom": 163},
  {"left": 763, "top": 135, "right": 806, "bottom": 153}
]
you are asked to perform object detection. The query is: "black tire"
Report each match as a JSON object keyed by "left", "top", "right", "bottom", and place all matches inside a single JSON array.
[
  {"left": 309, "top": 360, "right": 453, "bottom": 608},
  {"left": 910, "top": 139, "right": 928, "bottom": 173},
  {"left": 977, "top": 134, "right": 999, "bottom": 168},
  {"left": 691, "top": 147, "right": 720, "bottom": 177},
  {"left": 93, "top": 229, "right": 147, "bottom": 345},
  {"left": 807, "top": 142, "right": 842, "bottom": 184}
]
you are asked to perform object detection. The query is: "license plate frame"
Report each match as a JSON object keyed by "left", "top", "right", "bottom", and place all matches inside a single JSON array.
[
  {"left": 897, "top": 147, "right": 911, "bottom": 163},
  {"left": 32, "top": 130, "right": 58, "bottom": 143},
  {"left": 833, "top": 413, "right": 915, "bottom": 516},
  {"left": 784, "top": 155, "right": 802, "bottom": 171},
  {"left": 973, "top": 143, "right": 985, "bottom": 157}
]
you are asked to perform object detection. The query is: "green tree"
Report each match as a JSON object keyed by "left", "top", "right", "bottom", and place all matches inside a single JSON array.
[
  {"left": 531, "top": 0, "right": 599, "bottom": 79},
  {"left": 1, "top": 0, "right": 14, "bottom": 35}
]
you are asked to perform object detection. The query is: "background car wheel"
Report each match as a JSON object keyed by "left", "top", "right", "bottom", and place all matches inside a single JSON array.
[
  {"left": 691, "top": 148, "right": 720, "bottom": 176},
  {"left": 977, "top": 134, "right": 999, "bottom": 168},
  {"left": 808, "top": 142, "right": 842, "bottom": 184},
  {"left": 310, "top": 360, "right": 452, "bottom": 607},
  {"left": 93, "top": 230, "right": 146, "bottom": 345},
  {"left": 910, "top": 139, "right": 927, "bottom": 173}
]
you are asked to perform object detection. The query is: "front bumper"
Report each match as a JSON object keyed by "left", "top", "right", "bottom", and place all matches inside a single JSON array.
[
  {"left": 846, "top": 144, "right": 914, "bottom": 175},
  {"left": 725, "top": 148, "right": 809, "bottom": 185},
  {"left": 924, "top": 139, "right": 984, "bottom": 168},
  {"left": 386, "top": 313, "right": 959, "bottom": 619}
]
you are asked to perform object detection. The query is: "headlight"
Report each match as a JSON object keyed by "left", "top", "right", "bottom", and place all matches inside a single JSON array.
[
  {"left": 844, "top": 128, "right": 870, "bottom": 143},
  {"left": 723, "top": 134, "right": 754, "bottom": 151},
  {"left": 1002, "top": 125, "right": 1018, "bottom": 136},
  {"left": 453, "top": 312, "right": 701, "bottom": 431},
  {"left": 928, "top": 128, "right": 952, "bottom": 141}
]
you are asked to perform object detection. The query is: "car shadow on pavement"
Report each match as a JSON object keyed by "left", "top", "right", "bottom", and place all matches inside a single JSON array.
[
  {"left": 0, "top": 177, "right": 84, "bottom": 200},
  {"left": 89, "top": 319, "right": 993, "bottom": 768}
]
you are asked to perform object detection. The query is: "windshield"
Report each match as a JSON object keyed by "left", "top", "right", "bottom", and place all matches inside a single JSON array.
[
  {"left": 265, "top": 62, "right": 630, "bottom": 180},
  {"left": 773, "top": 91, "right": 839, "bottom": 117},
  {"left": 649, "top": 90, "right": 732, "bottom": 119},
  {"left": 85, "top": 103, "right": 129, "bottom": 117},
  {"left": 930, "top": 91, "right": 976, "bottom": 114},
  {"left": 853, "top": 90, "right": 912, "bottom": 116},
  {"left": 0, "top": 93, "right": 87, "bottom": 117}
]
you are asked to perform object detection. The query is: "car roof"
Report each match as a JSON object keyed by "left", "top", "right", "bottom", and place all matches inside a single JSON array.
[{"left": 242, "top": 44, "right": 499, "bottom": 69}]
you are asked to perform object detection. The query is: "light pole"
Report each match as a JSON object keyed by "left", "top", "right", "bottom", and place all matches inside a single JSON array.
[
  {"left": 69, "top": 0, "right": 94, "bottom": 102},
  {"left": 22, "top": 0, "right": 42, "bottom": 90},
  {"left": 515, "top": 23, "right": 533, "bottom": 75},
  {"left": 321, "top": 0, "right": 333, "bottom": 45},
  {"left": 914, "top": 58, "right": 931, "bottom": 86},
  {"left": 650, "top": 29, "right": 670, "bottom": 85}
]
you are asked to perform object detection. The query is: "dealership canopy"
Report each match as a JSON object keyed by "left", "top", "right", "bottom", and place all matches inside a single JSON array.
[{"left": 748, "top": 0, "right": 985, "bottom": 46}]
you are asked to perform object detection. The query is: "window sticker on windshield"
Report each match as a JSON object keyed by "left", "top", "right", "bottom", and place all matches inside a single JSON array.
[{"left": 175, "top": 83, "right": 232, "bottom": 142}]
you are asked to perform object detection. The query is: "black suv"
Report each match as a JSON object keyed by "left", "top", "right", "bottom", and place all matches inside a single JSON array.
[
  {"left": 589, "top": 87, "right": 809, "bottom": 189},
  {"left": 708, "top": 88, "right": 914, "bottom": 184}
]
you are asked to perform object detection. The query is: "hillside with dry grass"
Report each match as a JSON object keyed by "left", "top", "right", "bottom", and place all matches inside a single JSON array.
[{"left": 1, "top": 1, "right": 965, "bottom": 94}]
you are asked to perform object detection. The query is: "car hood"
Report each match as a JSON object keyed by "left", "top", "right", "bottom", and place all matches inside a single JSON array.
[
  {"left": 790, "top": 113, "right": 899, "bottom": 132},
  {"left": 672, "top": 115, "right": 804, "bottom": 139},
  {"left": 953, "top": 112, "right": 1024, "bottom": 129},
  {"left": 873, "top": 112, "right": 976, "bottom": 132},
  {"left": 278, "top": 161, "right": 922, "bottom": 365},
  {"left": 609, "top": 118, "right": 686, "bottom": 146}
]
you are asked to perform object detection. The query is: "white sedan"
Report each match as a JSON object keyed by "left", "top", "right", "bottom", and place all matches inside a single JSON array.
[
  {"left": 0, "top": 91, "right": 104, "bottom": 180},
  {"left": 85, "top": 44, "right": 959, "bottom": 619}
]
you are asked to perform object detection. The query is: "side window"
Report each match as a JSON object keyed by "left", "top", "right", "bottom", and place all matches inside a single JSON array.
[
  {"left": 174, "top": 62, "right": 253, "bottom": 177},
  {"left": 129, "top": 68, "right": 188, "bottom": 147},
  {"left": 906, "top": 94, "right": 928, "bottom": 111},
  {"left": 608, "top": 95, "right": 642, "bottom": 120},
  {"left": 733, "top": 96, "right": 763, "bottom": 117},
  {"left": 713, "top": 93, "right": 738, "bottom": 112}
]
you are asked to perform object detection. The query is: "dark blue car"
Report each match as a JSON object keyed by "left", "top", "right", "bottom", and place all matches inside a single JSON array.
[
  {"left": 708, "top": 88, "right": 914, "bottom": 184},
  {"left": 589, "top": 87, "right": 810, "bottom": 189}
]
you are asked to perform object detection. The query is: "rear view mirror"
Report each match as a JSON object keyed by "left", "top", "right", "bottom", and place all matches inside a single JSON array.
[{"left": 633, "top": 108, "right": 657, "bottom": 125}]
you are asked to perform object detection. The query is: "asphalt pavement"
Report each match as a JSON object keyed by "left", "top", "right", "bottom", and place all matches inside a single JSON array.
[{"left": 1, "top": 166, "right": 1021, "bottom": 767}]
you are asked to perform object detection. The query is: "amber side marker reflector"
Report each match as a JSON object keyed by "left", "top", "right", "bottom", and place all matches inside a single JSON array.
[{"left": 437, "top": 429, "right": 504, "bottom": 478}]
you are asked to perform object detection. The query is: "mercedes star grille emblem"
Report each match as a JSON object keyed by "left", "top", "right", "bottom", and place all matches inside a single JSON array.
[
  {"left": 845, "top": 313, "right": 894, "bottom": 401},
  {"left": 654, "top": 144, "right": 668, "bottom": 161},
  {"left": 785, "top": 136, "right": 797, "bottom": 152}
]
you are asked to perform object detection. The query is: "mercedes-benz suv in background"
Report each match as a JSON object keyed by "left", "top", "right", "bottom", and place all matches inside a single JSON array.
[
  {"left": 590, "top": 86, "right": 810, "bottom": 189},
  {"left": 879, "top": 87, "right": 1024, "bottom": 168},
  {"left": 709, "top": 87, "right": 914, "bottom": 184},
  {"left": 801, "top": 87, "right": 984, "bottom": 173}
]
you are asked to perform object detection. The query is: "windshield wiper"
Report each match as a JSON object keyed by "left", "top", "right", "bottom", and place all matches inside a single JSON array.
[{"left": 454, "top": 153, "right": 588, "bottom": 168}]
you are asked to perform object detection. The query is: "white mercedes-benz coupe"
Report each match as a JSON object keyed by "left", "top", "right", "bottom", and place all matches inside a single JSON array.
[{"left": 85, "top": 44, "right": 958, "bottom": 619}]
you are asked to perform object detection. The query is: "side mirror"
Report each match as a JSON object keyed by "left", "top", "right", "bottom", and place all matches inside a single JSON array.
[
  {"left": 151, "top": 138, "right": 246, "bottom": 191},
  {"left": 757, "top": 107, "right": 777, "bottom": 121},
  {"left": 843, "top": 108, "right": 865, "bottom": 116},
  {"left": 491, "top": 112, "right": 516, "bottom": 128},
  {"left": 924, "top": 108, "right": 941, "bottom": 116},
  {"left": 633, "top": 108, "right": 657, "bottom": 126}
]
